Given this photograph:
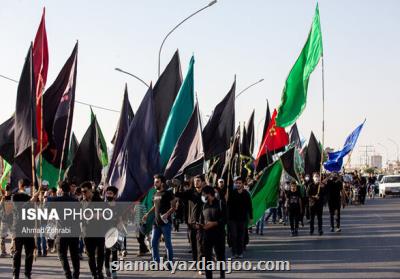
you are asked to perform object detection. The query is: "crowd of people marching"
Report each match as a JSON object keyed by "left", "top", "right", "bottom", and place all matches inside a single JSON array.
[{"left": 0, "top": 170, "right": 377, "bottom": 279}]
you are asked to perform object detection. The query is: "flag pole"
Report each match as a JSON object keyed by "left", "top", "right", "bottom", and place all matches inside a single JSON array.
[
  {"left": 58, "top": 97, "right": 73, "bottom": 183},
  {"left": 320, "top": 54, "right": 326, "bottom": 175},
  {"left": 39, "top": 85, "right": 44, "bottom": 188}
]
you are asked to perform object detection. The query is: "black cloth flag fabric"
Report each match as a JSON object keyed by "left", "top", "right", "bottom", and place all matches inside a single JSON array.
[
  {"left": 221, "top": 126, "right": 240, "bottom": 182},
  {"left": 0, "top": 116, "right": 15, "bottom": 164},
  {"left": 290, "top": 123, "right": 301, "bottom": 149},
  {"left": 106, "top": 85, "right": 134, "bottom": 183},
  {"left": 12, "top": 45, "right": 36, "bottom": 185},
  {"left": 256, "top": 102, "right": 272, "bottom": 173},
  {"left": 67, "top": 118, "right": 102, "bottom": 186},
  {"left": 203, "top": 80, "right": 236, "bottom": 160},
  {"left": 42, "top": 43, "right": 78, "bottom": 169},
  {"left": 280, "top": 147, "right": 299, "bottom": 182},
  {"left": 304, "top": 132, "right": 321, "bottom": 176},
  {"left": 241, "top": 110, "right": 255, "bottom": 157},
  {"left": 153, "top": 50, "right": 182, "bottom": 143},
  {"left": 109, "top": 86, "right": 161, "bottom": 201},
  {"left": 164, "top": 102, "right": 204, "bottom": 179}
]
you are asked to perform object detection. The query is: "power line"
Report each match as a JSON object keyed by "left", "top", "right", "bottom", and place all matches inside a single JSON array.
[{"left": 0, "top": 73, "right": 120, "bottom": 113}]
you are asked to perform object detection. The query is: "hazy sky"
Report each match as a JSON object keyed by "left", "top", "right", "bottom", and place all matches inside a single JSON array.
[{"left": 1, "top": 0, "right": 399, "bottom": 166}]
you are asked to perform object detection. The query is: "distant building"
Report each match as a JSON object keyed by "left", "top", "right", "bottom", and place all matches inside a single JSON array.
[{"left": 370, "top": 155, "right": 382, "bottom": 169}]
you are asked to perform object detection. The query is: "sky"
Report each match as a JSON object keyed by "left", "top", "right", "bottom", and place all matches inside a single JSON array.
[{"left": 1, "top": 0, "right": 400, "bottom": 167}]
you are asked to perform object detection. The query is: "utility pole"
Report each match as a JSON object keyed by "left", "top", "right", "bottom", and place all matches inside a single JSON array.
[{"left": 359, "top": 145, "right": 375, "bottom": 167}]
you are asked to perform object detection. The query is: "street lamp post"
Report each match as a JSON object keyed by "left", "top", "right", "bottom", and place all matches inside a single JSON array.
[
  {"left": 158, "top": 0, "right": 217, "bottom": 77},
  {"left": 388, "top": 138, "right": 399, "bottom": 162},
  {"left": 235, "top": 79, "right": 265, "bottom": 99},
  {"left": 114, "top": 68, "right": 150, "bottom": 88}
]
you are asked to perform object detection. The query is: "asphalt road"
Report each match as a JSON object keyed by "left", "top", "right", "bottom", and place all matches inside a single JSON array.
[{"left": 1, "top": 197, "right": 399, "bottom": 279}]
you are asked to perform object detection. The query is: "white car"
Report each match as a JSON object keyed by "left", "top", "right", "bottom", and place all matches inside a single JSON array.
[{"left": 379, "top": 175, "right": 400, "bottom": 198}]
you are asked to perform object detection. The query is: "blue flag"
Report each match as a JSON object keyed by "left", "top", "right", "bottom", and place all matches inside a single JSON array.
[
  {"left": 109, "top": 85, "right": 161, "bottom": 201},
  {"left": 324, "top": 120, "right": 365, "bottom": 172}
]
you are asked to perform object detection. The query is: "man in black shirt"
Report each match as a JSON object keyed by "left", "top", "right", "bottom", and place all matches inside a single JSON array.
[
  {"left": 12, "top": 179, "right": 40, "bottom": 279},
  {"left": 200, "top": 186, "right": 227, "bottom": 279},
  {"left": 143, "top": 174, "right": 176, "bottom": 264},
  {"left": 227, "top": 176, "right": 253, "bottom": 259},
  {"left": 287, "top": 181, "right": 302, "bottom": 236},
  {"left": 48, "top": 181, "right": 81, "bottom": 279},
  {"left": 175, "top": 175, "right": 204, "bottom": 262},
  {"left": 307, "top": 173, "right": 325, "bottom": 236},
  {"left": 326, "top": 173, "right": 343, "bottom": 232},
  {"left": 82, "top": 181, "right": 105, "bottom": 279}
]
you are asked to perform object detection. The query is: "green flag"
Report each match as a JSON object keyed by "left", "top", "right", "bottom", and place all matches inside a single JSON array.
[
  {"left": 41, "top": 158, "right": 63, "bottom": 188},
  {"left": 159, "top": 56, "right": 195, "bottom": 168},
  {"left": 90, "top": 108, "right": 108, "bottom": 167},
  {"left": 250, "top": 160, "right": 283, "bottom": 225},
  {"left": 1, "top": 160, "right": 11, "bottom": 189},
  {"left": 275, "top": 4, "right": 323, "bottom": 127}
]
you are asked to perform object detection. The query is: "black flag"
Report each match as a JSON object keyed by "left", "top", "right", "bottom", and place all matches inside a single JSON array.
[
  {"left": 109, "top": 85, "right": 161, "bottom": 201},
  {"left": 153, "top": 50, "right": 182, "bottom": 143},
  {"left": 164, "top": 102, "right": 204, "bottom": 179},
  {"left": 256, "top": 102, "right": 272, "bottom": 172},
  {"left": 203, "top": 80, "right": 236, "bottom": 160},
  {"left": 12, "top": 44, "right": 36, "bottom": 185},
  {"left": 42, "top": 43, "right": 78, "bottom": 169},
  {"left": 0, "top": 116, "right": 15, "bottom": 164},
  {"left": 241, "top": 110, "right": 255, "bottom": 157},
  {"left": 67, "top": 118, "right": 103, "bottom": 186},
  {"left": 260, "top": 101, "right": 271, "bottom": 146},
  {"left": 304, "top": 132, "right": 321, "bottom": 176},
  {"left": 290, "top": 123, "right": 301, "bottom": 149},
  {"left": 280, "top": 147, "right": 299, "bottom": 182},
  {"left": 221, "top": 126, "right": 240, "bottom": 182},
  {"left": 106, "top": 84, "right": 134, "bottom": 183}
]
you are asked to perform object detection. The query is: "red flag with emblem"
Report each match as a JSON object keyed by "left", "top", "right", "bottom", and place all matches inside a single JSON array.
[
  {"left": 33, "top": 7, "right": 49, "bottom": 154},
  {"left": 255, "top": 109, "right": 289, "bottom": 166}
]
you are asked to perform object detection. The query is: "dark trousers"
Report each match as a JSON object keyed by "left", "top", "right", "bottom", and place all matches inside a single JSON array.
[
  {"left": 104, "top": 248, "right": 118, "bottom": 270},
  {"left": 329, "top": 205, "right": 341, "bottom": 229},
  {"left": 203, "top": 229, "right": 226, "bottom": 279},
  {"left": 13, "top": 237, "right": 35, "bottom": 278},
  {"left": 84, "top": 237, "right": 105, "bottom": 277},
  {"left": 310, "top": 205, "right": 323, "bottom": 233},
  {"left": 228, "top": 220, "right": 246, "bottom": 256},
  {"left": 188, "top": 225, "right": 204, "bottom": 261},
  {"left": 58, "top": 237, "right": 80, "bottom": 279},
  {"left": 305, "top": 199, "right": 310, "bottom": 220},
  {"left": 137, "top": 231, "right": 149, "bottom": 254},
  {"left": 288, "top": 206, "right": 300, "bottom": 232}
]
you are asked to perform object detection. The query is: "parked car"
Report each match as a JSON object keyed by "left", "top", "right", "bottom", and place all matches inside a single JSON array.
[{"left": 379, "top": 175, "right": 400, "bottom": 198}]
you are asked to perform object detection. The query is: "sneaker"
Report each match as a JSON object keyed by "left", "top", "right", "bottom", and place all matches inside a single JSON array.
[
  {"left": 310, "top": 231, "right": 314, "bottom": 235},
  {"left": 319, "top": 231, "right": 324, "bottom": 236},
  {"left": 0, "top": 252, "right": 8, "bottom": 257},
  {"left": 260, "top": 232, "right": 264, "bottom": 236},
  {"left": 121, "top": 250, "right": 127, "bottom": 257},
  {"left": 336, "top": 228, "right": 341, "bottom": 232},
  {"left": 294, "top": 230, "right": 299, "bottom": 236},
  {"left": 237, "top": 254, "right": 243, "bottom": 259},
  {"left": 330, "top": 227, "right": 334, "bottom": 232}
]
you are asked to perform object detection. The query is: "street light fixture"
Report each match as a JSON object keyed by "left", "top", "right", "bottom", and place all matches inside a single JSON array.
[
  {"left": 157, "top": 0, "right": 217, "bottom": 77},
  {"left": 114, "top": 68, "right": 150, "bottom": 88},
  {"left": 235, "top": 78, "right": 264, "bottom": 99}
]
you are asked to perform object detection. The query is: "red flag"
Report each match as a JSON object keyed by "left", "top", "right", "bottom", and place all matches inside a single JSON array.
[
  {"left": 255, "top": 109, "right": 289, "bottom": 165},
  {"left": 33, "top": 7, "right": 49, "bottom": 154}
]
